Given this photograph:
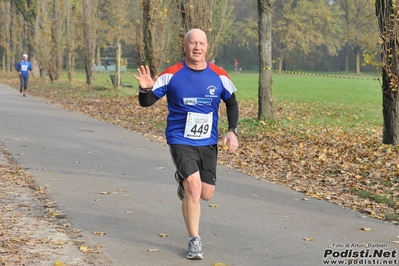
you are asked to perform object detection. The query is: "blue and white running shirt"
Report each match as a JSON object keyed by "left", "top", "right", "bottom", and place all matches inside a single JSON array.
[
  {"left": 16, "top": 60, "right": 33, "bottom": 76},
  {"left": 152, "top": 61, "right": 237, "bottom": 146}
]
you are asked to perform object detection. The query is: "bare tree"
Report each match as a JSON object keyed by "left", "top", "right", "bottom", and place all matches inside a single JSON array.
[
  {"left": 136, "top": 0, "right": 174, "bottom": 75},
  {"left": 65, "top": 0, "right": 79, "bottom": 83},
  {"left": 176, "top": 0, "right": 235, "bottom": 61},
  {"left": 0, "top": 1, "right": 12, "bottom": 72},
  {"left": 49, "top": 0, "right": 64, "bottom": 81},
  {"left": 14, "top": 0, "right": 39, "bottom": 76},
  {"left": 35, "top": 0, "right": 65, "bottom": 81},
  {"left": 375, "top": 0, "right": 399, "bottom": 144},
  {"left": 257, "top": 0, "right": 274, "bottom": 120},
  {"left": 82, "top": 0, "right": 97, "bottom": 86}
]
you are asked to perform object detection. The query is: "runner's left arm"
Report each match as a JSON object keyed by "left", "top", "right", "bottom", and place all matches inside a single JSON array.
[{"left": 223, "top": 93, "right": 239, "bottom": 129}]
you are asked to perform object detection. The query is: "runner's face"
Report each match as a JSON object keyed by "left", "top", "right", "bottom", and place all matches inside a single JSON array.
[{"left": 184, "top": 30, "right": 208, "bottom": 66}]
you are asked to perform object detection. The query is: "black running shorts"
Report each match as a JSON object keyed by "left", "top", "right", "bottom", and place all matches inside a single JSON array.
[{"left": 169, "top": 144, "right": 218, "bottom": 185}]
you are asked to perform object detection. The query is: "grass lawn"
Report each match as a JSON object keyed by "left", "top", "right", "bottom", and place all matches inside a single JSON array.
[
  {"left": 229, "top": 71, "right": 382, "bottom": 128},
  {"left": 46, "top": 70, "right": 383, "bottom": 128}
]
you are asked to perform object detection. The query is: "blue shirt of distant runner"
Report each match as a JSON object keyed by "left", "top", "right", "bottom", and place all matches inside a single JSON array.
[{"left": 16, "top": 60, "right": 33, "bottom": 76}]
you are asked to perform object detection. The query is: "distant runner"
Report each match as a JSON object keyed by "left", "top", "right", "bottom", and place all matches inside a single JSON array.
[{"left": 16, "top": 54, "right": 33, "bottom": 97}]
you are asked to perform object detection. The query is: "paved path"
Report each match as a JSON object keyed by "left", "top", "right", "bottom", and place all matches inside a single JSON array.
[{"left": 0, "top": 84, "right": 397, "bottom": 266}]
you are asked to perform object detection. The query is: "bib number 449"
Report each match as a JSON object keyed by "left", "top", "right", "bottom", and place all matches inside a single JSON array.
[
  {"left": 184, "top": 112, "right": 213, "bottom": 139},
  {"left": 190, "top": 124, "right": 209, "bottom": 135}
]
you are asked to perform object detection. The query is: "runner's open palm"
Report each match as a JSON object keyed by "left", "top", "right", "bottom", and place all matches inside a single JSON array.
[{"left": 133, "top": 65, "right": 158, "bottom": 89}]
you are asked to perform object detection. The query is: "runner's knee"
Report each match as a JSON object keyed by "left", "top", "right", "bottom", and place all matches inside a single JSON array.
[{"left": 200, "top": 183, "right": 215, "bottom": 201}]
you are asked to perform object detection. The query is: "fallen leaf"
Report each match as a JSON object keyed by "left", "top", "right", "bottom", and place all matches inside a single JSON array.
[
  {"left": 47, "top": 211, "right": 64, "bottom": 217},
  {"left": 93, "top": 231, "right": 106, "bottom": 236},
  {"left": 212, "top": 263, "right": 227, "bottom": 266},
  {"left": 209, "top": 204, "right": 219, "bottom": 208},
  {"left": 304, "top": 238, "right": 315, "bottom": 241},
  {"left": 125, "top": 210, "right": 134, "bottom": 213},
  {"left": 159, "top": 233, "right": 170, "bottom": 237},
  {"left": 80, "top": 245, "right": 93, "bottom": 253},
  {"left": 52, "top": 240, "right": 66, "bottom": 245},
  {"left": 100, "top": 191, "right": 112, "bottom": 194},
  {"left": 361, "top": 227, "right": 372, "bottom": 231},
  {"left": 54, "top": 261, "right": 66, "bottom": 266}
]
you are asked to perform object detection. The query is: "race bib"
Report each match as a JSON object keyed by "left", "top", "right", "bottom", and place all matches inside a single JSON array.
[
  {"left": 184, "top": 112, "right": 213, "bottom": 139},
  {"left": 21, "top": 65, "right": 28, "bottom": 71}
]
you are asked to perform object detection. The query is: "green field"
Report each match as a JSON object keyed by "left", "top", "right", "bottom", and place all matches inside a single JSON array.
[
  {"left": 24, "top": 70, "right": 384, "bottom": 129},
  {"left": 229, "top": 72, "right": 383, "bottom": 128}
]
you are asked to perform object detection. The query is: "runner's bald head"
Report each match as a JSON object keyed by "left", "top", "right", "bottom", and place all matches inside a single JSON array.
[{"left": 184, "top": 29, "right": 208, "bottom": 43}]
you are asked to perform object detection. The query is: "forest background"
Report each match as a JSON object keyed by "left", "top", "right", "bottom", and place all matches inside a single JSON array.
[{"left": 0, "top": 0, "right": 379, "bottom": 78}]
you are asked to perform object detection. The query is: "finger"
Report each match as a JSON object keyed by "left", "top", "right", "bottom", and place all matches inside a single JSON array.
[
  {"left": 140, "top": 65, "right": 147, "bottom": 74},
  {"left": 136, "top": 66, "right": 143, "bottom": 76},
  {"left": 229, "top": 142, "right": 234, "bottom": 152},
  {"left": 229, "top": 143, "right": 238, "bottom": 153},
  {"left": 133, "top": 73, "right": 143, "bottom": 81},
  {"left": 143, "top": 65, "right": 151, "bottom": 75}
]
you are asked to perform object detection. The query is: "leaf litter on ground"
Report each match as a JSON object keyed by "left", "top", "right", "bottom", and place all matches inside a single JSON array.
[{"left": 0, "top": 143, "right": 112, "bottom": 265}]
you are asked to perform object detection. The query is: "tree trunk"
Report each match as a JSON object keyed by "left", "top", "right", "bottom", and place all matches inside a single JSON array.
[
  {"left": 355, "top": 46, "right": 361, "bottom": 74},
  {"left": 48, "top": 0, "right": 62, "bottom": 82},
  {"left": 376, "top": 0, "right": 399, "bottom": 144},
  {"left": 83, "top": 0, "right": 97, "bottom": 86},
  {"left": 3, "top": 1, "right": 10, "bottom": 72},
  {"left": 66, "top": 0, "right": 73, "bottom": 83},
  {"left": 382, "top": 72, "right": 399, "bottom": 144},
  {"left": 115, "top": 42, "right": 121, "bottom": 89},
  {"left": 66, "top": 0, "right": 78, "bottom": 83},
  {"left": 257, "top": 0, "right": 274, "bottom": 120},
  {"left": 96, "top": 46, "right": 101, "bottom": 67},
  {"left": 8, "top": 1, "right": 16, "bottom": 72},
  {"left": 278, "top": 54, "right": 283, "bottom": 72},
  {"left": 142, "top": 0, "right": 157, "bottom": 75}
]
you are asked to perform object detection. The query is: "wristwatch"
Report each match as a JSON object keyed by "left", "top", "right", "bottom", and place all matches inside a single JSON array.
[{"left": 228, "top": 128, "right": 238, "bottom": 136}]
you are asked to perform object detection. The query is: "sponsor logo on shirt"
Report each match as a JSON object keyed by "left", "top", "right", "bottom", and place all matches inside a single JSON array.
[{"left": 183, "top": 98, "right": 212, "bottom": 106}]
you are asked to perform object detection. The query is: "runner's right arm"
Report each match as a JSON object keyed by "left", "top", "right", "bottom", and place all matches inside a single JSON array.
[{"left": 138, "top": 90, "right": 160, "bottom": 107}]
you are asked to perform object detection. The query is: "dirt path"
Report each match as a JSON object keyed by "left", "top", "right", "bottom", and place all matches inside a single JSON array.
[{"left": 0, "top": 143, "right": 112, "bottom": 266}]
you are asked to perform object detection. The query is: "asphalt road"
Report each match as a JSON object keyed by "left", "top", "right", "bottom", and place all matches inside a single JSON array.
[{"left": 0, "top": 83, "right": 397, "bottom": 266}]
